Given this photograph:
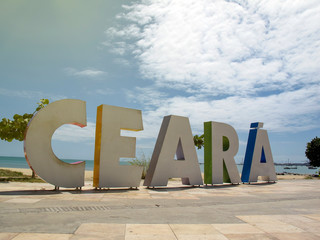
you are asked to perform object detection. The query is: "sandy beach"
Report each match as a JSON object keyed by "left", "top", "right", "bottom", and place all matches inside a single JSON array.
[{"left": 1, "top": 167, "right": 312, "bottom": 181}]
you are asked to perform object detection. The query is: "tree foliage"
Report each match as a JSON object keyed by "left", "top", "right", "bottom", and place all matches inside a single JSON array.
[
  {"left": 0, "top": 99, "right": 49, "bottom": 142},
  {"left": 128, "top": 152, "right": 150, "bottom": 179},
  {"left": 193, "top": 134, "right": 205, "bottom": 150},
  {"left": 305, "top": 136, "right": 320, "bottom": 167},
  {"left": 193, "top": 134, "right": 229, "bottom": 151}
]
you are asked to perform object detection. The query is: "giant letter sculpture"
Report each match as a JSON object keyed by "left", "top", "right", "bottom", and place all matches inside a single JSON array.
[
  {"left": 93, "top": 105, "right": 143, "bottom": 188},
  {"left": 144, "top": 115, "right": 203, "bottom": 187},
  {"left": 204, "top": 121, "right": 241, "bottom": 184},
  {"left": 24, "top": 99, "right": 86, "bottom": 188},
  {"left": 241, "top": 122, "right": 277, "bottom": 183}
]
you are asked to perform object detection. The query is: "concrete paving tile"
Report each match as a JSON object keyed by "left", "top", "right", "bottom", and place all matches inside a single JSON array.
[
  {"left": 288, "top": 222, "right": 320, "bottom": 233},
  {"left": 176, "top": 234, "right": 228, "bottom": 240},
  {"left": 274, "top": 214, "right": 317, "bottom": 223},
  {"left": 60, "top": 197, "right": 77, "bottom": 201},
  {"left": 252, "top": 223, "right": 305, "bottom": 233},
  {"left": 126, "top": 191, "right": 145, "bottom": 195},
  {"left": 203, "top": 193, "right": 231, "bottom": 197},
  {"left": 148, "top": 191, "right": 170, "bottom": 194},
  {"left": 271, "top": 215, "right": 320, "bottom": 232},
  {"left": 126, "top": 224, "right": 174, "bottom": 235},
  {"left": 252, "top": 191, "right": 274, "bottom": 194},
  {"left": 73, "top": 197, "right": 103, "bottom": 202},
  {"left": 150, "top": 195, "right": 173, "bottom": 199},
  {"left": 5, "top": 198, "right": 43, "bottom": 203},
  {"left": 292, "top": 208, "right": 312, "bottom": 213},
  {"left": 0, "top": 233, "right": 19, "bottom": 240},
  {"left": 224, "top": 234, "right": 275, "bottom": 240},
  {"left": 0, "top": 197, "right": 12, "bottom": 202},
  {"left": 188, "top": 191, "right": 209, "bottom": 195},
  {"left": 11, "top": 233, "right": 72, "bottom": 240},
  {"left": 71, "top": 234, "right": 124, "bottom": 240},
  {"left": 127, "top": 194, "right": 151, "bottom": 199},
  {"left": 212, "top": 224, "right": 264, "bottom": 234},
  {"left": 228, "top": 192, "right": 253, "bottom": 196},
  {"left": 170, "top": 195, "right": 199, "bottom": 199},
  {"left": 70, "top": 235, "right": 106, "bottom": 240},
  {"left": 125, "top": 235, "right": 177, "bottom": 240},
  {"left": 271, "top": 232, "right": 320, "bottom": 240},
  {"left": 104, "top": 195, "right": 130, "bottom": 199},
  {"left": 305, "top": 214, "right": 320, "bottom": 221},
  {"left": 170, "top": 224, "right": 219, "bottom": 235},
  {"left": 75, "top": 223, "right": 125, "bottom": 236},
  {"left": 236, "top": 215, "right": 283, "bottom": 224},
  {"left": 1, "top": 180, "right": 319, "bottom": 236}
]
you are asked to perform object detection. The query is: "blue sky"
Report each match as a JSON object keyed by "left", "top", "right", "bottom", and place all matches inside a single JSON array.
[{"left": 1, "top": 0, "right": 319, "bottom": 164}]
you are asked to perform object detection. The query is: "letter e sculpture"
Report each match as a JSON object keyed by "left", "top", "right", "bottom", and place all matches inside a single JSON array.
[{"left": 93, "top": 105, "right": 143, "bottom": 188}]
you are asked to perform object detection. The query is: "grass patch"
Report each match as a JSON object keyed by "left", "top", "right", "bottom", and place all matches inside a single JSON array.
[
  {"left": 304, "top": 175, "right": 313, "bottom": 179},
  {"left": 304, "top": 175, "right": 319, "bottom": 180},
  {"left": 128, "top": 153, "right": 150, "bottom": 179},
  {"left": 3, "top": 178, "right": 45, "bottom": 183},
  {"left": 0, "top": 169, "right": 24, "bottom": 177},
  {"left": 0, "top": 169, "right": 45, "bottom": 183}
]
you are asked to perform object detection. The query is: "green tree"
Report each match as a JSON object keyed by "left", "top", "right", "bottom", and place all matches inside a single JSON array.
[
  {"left": 0, "top": 99, "right": 49, "bottom": 177},
  {"left": 193, "top": 134, "right": 229, "bottom": 150},
  {"left": 305, "top": 137, "right": 320, "bottom": 167},
  {"left": 0, "top": 99, "right": 49, "bottom": 142},
  {"left": 193, "top": 134, "right": 204, "bottom": 150}
]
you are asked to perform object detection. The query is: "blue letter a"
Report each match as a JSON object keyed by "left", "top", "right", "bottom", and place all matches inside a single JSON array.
[{"left": 241, "top": 122, "right": 277, "bottom": 183}]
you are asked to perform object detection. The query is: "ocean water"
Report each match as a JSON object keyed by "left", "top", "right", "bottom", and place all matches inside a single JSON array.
[
  {"left": 199, "top": 163, "right": 319, "bottom": 175},
  {"left": 0, "top": 156, "right": 318, "bottom": 175},
  {"left": 0, "top": 156, "right": 134, "bottom": 171},
  {"left": 0, "top": 156, "right": 99, "bottom": 171}
]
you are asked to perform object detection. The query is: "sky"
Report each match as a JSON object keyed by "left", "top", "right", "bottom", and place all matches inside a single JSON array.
[{"left": 1, "top": 0, "right": 319, "bottom": 164}]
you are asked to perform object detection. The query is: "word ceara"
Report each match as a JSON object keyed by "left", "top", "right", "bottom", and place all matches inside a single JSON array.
[{"left": 24, "top": 99, "right": 277, "bottom": 189}]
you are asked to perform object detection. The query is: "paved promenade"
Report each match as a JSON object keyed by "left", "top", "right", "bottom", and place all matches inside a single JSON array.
[{"left": 0, "top": 179, "right": 319, "bottom": 239}]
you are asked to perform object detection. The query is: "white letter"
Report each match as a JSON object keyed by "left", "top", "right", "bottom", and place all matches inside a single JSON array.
[
  {"left": 93, "top": 105, "right": 143, "bottom": 188},
  {"left": 144, "top": 115, "right": 203, "bottom": 187},
  {"left": 204, "top": 121, "right": 241, "bottom": 184},
  {"left": 241, "top": 122, "right": 277, "bottom": 183},
  {"left": 24, "top": 99, "right": 86, "bottom": 188}
]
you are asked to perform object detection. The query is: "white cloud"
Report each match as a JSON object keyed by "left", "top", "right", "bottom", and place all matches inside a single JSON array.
[
  {"left": 65, "top": 67, "right": 107, "bottom": 78},
  {"left": 105, "top": 0, "right": 320, "bottom": 135},
  {"left": 114, "top": 58, "right": 130, "bottom": 66},
  {"left": 52, "top": 121, "right": 154, "bottom": 145},
  {"left": 0, "top": 88, "right": 66, "bottom": 101},
  {"left": 95, "top": 89, "right": 113, "bottom": 95},
  {"left": 85, "top": 88, "right": 114, "bottom": 96},
  {"left": 125, "top": 86, "right": 319, "bottom": 139},
  {"left": 52, "top": 122, "right": 96, "bottom": 143},
  {"left": 126, "top": 87, "right": 167, "bottom": 109}
]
